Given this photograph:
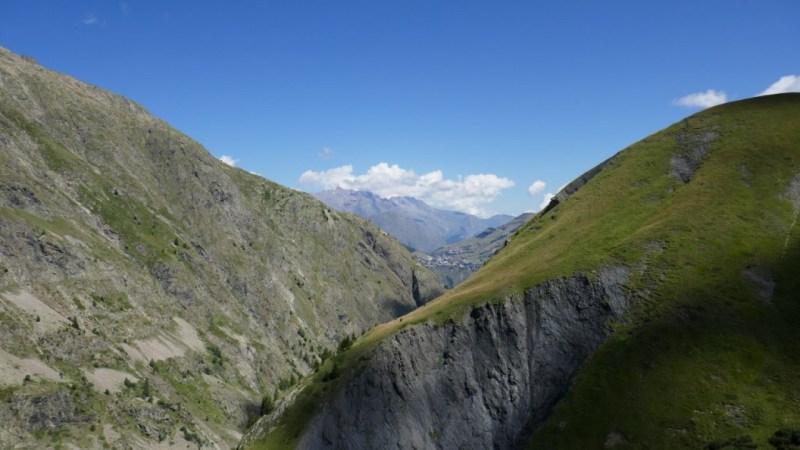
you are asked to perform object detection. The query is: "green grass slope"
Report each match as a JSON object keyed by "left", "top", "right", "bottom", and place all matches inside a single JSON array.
[
  {"left": 246, "top": 93, "right": 800, "bottom": 449},
  {"left": 525, "top": 94, "right": 800, "bottom": 448}
]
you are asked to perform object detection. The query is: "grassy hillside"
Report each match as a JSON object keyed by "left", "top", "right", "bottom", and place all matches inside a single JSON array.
[
  {"left": 406, "top": 93, "right": 800, "bottom": 327},
  {"left": 525, "top": 94, "right": 800, "bottom": 448},
  {"left": 0, "top": 46, "right": 442, "bottom": 449},
  {"left": 247, "top": 93, "right": 800, "bottom": 449}
]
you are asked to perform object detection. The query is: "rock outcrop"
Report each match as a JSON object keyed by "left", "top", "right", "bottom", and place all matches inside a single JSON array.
[{"left": 288, "top": 267, "right": 629, "bottom": 449}]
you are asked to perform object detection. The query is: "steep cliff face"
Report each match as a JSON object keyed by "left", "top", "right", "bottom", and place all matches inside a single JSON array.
[
  {"left": 241, "top": 267, "right": 629, "bottom": 449},
  {"left": 0, "top": 46, "right": 443, "bottom": 449},
  {"left": 295, "top": 268, "right": 629, "bottom": 450}
]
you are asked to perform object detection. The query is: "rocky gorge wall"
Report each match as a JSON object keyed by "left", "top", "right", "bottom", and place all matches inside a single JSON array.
[{"left": 293, "top": 266, "right": 630, "bottom": 449}]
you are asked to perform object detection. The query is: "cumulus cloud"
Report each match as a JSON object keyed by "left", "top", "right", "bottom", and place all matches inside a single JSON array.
[
  {"left": 673, "top": 89, "right": 728, "bottom": 109},
  {"left": 317, "top": 146, "right": 334, "bottom": 159},
  {"left": 759, "top": 75, "right": 800, "bottom": 96},
  {"left": 527, "top": 180, "right": 546, "bottom": 197},
  {"left": 299, "top": 162, "right": 514, "bottom": 217},
  {"left": 219, "top": 155, "right": 238, "bottom": 167}
]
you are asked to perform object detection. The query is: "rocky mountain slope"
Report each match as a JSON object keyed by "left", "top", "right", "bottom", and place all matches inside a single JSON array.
[
  {"left": 314, "top": 188, "right": 511, "bottom": 253},
  {"left": 0, "top": 46, "right": 442, "bottom": 449},
  {"left": 243, "top": 94, "right": 800, "bottom": 449},
  {"left": 418, "top": 212, "right": 534, "bottom": 288}
]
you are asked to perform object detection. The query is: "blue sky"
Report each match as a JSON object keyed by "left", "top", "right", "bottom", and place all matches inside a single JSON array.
[{"left": 2, "top": 1, "right": 799, "bottom": 217}]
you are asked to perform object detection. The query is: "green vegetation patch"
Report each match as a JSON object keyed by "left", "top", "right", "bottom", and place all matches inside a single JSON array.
[
  {"left": 0, "top": 102, "right": 81, "bottom": 172},
  {"left": 0, "top": 206, "right": 80, "bottom": 238},
  {"left": 77, "top": 182, "right": 180, "bottom": 267}
]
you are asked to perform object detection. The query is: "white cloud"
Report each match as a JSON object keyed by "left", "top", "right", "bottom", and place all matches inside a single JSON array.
[
  {"left": 527, "top": 180, "right": 546, "bottom": 197},
  {"left": 82, "top": 14, "right": 98, "bottom": 25},
  {"left": 539, "top": 193, "right": 555, "bottom": 211},
  {"left": 219, "top": 155, "right": 238, "bottom": 167},
  {"left": 300, "top": 164, "right": 354, "bottom": 187},
  {"left": 120, "top": 2, "right": 129, "bottom": 14},
  {"left": 759, "top": 75, "right": 800, "bottom": 96},
  {"left": 317, "top": 146, "right": 334, "bottom": 159},
  {"left": 673, "top": 89, "right": 728, "bottom": 109},
  {"left": 299, "top": 162, "right": 514, "bottom": 217}
]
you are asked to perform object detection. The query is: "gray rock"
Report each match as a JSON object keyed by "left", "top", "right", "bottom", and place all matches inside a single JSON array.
[
  {"left": 784, "top": 171, "right": 800, "bottom": 212},
  {"left": 10, "top": 389, "right": 90, "bottom": 431},
  {"left": 540, "top": 152, "right": 619, "bottom": 215},
  {"left": 294, "top": 267, "right": 630, "bottom": 449},
  {"left": 670, "top": 121, "right": 719, "bottom": 183}
]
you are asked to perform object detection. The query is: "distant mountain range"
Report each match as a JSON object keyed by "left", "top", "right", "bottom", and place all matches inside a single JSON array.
[{"left": 313, "top": 189, "right": 513, "bottom": 253}]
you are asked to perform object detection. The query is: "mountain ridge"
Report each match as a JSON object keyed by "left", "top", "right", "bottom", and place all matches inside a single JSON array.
[
  {"left": 0, "top": 45, "right": 443, "bottom": 449},
  {"left": 313, "top": 188, "right": 512, "bottom": 253}
]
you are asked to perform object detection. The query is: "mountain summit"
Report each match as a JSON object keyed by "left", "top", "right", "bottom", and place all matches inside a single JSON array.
[{"left": 244, "top": 93, "right": 800, "bottom": 449}]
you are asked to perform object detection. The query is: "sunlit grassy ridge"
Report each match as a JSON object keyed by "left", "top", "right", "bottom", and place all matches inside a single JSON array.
[{"left": 248, "top": 94, "right": 800, "bottom": 449}]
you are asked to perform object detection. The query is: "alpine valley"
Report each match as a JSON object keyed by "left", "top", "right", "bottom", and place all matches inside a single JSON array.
[
  {"left": 243, "top": 93, "right": 800, "bottom": 449},
  {"left": 314, "top": 188, "right": 527, "bottom": 288},
  {"left": 2, "top": 45, "right": 800, "bottom": 450}
]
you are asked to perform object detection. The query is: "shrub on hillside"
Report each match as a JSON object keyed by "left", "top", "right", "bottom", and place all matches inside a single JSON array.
[{"left": 769, "top": 428, "right": 800, "bottom": 450}]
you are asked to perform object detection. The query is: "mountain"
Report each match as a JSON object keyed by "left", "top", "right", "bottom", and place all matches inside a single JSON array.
[
  {"left": 0, "top": 46, "right": 443, "bottom": 449},
  {"left": 418, "top": 212, "right": 534, "bottom": 288},
  {"left": 243, "top": 94, "right": 800, "bottom": 449},
  {"left": 313, "top": 188, "right": 512, "bottom": 253}
]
